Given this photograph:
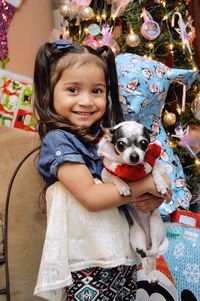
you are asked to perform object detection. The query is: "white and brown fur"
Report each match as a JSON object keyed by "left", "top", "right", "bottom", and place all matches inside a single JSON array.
[{"left": 98, "top": 121, "right": 169, "bottom": 283}]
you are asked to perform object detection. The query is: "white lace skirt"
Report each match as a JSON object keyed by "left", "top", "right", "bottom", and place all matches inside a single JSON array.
[{"left": 34, "top": 181, "right": 137, "bottom": 301}]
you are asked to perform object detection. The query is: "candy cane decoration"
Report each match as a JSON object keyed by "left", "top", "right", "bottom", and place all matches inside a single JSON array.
[{"left": 171, "top": 12, "right": 192, "bottom": 55}]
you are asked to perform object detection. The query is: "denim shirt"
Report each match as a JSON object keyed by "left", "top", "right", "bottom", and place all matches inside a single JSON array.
[{"left": 38, "top": 129, "right": 103, "bottom": 186}]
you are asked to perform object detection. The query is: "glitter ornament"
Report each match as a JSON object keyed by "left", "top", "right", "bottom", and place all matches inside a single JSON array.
[
  {"left": 0, "top": 0, "right": 16, "bottom": 61},
  {"left": 191, "top": 93, "right": 200, "bottom": 121},
  {"left": 81, "top": 6, "right": 94, "bottom": 20},
  {"left": 126, "top": 32, "right": 140, "bottom": 47},
  {"left": 163, "top": 110, "right": 177, "bottom": 126}
]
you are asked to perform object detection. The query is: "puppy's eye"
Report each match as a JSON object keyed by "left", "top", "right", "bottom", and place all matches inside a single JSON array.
[
  {"left": 139, "top": 139, "right": 149, "bottom": 151},
  {"left": 116, "top": 141, "right": 126, "bottom": 152}
]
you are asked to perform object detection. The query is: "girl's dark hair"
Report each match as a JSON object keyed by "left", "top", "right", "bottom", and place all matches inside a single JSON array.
[{"left": 33, "top": 42, "right": 123, "bottom": 143}]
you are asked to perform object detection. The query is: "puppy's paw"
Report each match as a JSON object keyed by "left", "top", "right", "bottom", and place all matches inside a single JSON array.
[
  {"left": 136, "top": 248, "right": 147, "bottom": 258},
  {"left": 153, "top": 178, "right": 168, "bottom": 195},
  {"left": 147, "top": 273, "right": 159, "bottom": 285},
  {"left": 114, "top": 181, "right": 132, "bottom": 196},
  {"left": 156, "top": 182, "right": 168, "bottom": 195}
]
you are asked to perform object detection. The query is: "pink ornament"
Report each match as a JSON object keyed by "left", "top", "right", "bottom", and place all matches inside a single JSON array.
[
  {"left": 99, "top": 24, "right": 113, "bottom": 46},
  {"left": 82, "top": 35, "right": 99, "bottom": 49},
  {"left": 141, "top": 8, "right": 160, "bottom": 41},
  {"left": 0, "top": 0, "right": 16, "bottom": 61}
]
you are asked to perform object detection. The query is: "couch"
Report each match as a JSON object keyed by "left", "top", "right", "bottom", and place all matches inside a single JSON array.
[{"left": 0, "top": 126, "right": 46, "bottom": 301}]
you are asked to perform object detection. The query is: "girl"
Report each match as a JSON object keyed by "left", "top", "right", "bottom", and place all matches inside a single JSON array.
[{"left": 33, "top": 40, "right": 171, "bottom": 301}]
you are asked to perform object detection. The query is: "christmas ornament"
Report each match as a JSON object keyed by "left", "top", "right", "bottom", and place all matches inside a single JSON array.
[
  {"left": 191, "top": 93, "right": 200, "bottom": 121},
  {"left": 82, "top": 34, "right": 99, "bottom": 49},
  {"left": 172, "top": 124, "right": 200, "bottom": 158},
  {"left": 141, "top": 8, "right": 160, "bottom": 41},
  {"left": 171, "top": 12, "right": 193, "bottom": 55},
  {"left": 81, "top": 6, "right": 94, "bottom": 20},
  {"left": 0, "top": 0, "right": 19, "bottom": 62},
  {"left": 59, "top": 4, "right": 71, "bottom": 18},
  {"left": 88, "top": 24, "right": 100, "bottom": 36},
  {"left": 99, "top": 24, "right": 113, "bottom": 46},
  {"left": 126, "top": 32, "right": 140, "bottom": 47},
  {"left": 109, "top": 0, "right": 131, "bottom": 18},
  {"left": 162, "top": 110, "right": 176, "bottom": 126}
]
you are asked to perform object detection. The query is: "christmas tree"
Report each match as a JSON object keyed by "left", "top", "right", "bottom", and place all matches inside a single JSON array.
[{"left": 56, "top": 0, "right": 200, "bottom": 210}]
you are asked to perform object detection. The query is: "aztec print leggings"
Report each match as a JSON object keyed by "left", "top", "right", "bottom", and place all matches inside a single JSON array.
[{"left": 64, "top": 265, "right": 137, "bottom": 301}]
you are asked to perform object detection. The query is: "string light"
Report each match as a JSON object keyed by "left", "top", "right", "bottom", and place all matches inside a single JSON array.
[
  {"left": 111, "top": 13, "right": 116, "bottom": 21},
  {"left": 176, "top": 105, "right": 182, "bottom": 115},
  {"left": 162, "top": 14, "right": 168, "bottom": 21},
  {"left": 96, "top": 12, "right": 101, "bottom": 22},
  {"left": 148, "top": 42, "right": 154, "bottom": 49},
  {"left": 84, "top": 27, "right": 89, "bottom": 34},
  {"left": 147, "top": 54, "right": 153, "bottom": 60},
  {"left": 195, "top": 159, "right": 200, "bottom": 167}
]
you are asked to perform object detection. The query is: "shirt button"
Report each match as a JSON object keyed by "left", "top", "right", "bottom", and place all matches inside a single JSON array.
[{"left": 56, "top": 150, "right": 61, "bottom": 156}]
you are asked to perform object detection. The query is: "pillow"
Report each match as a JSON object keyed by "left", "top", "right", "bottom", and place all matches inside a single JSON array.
[
  {"left": 115, "top": 53, "right": 198, "bottom": 216},
  {"left": 0, "top": 69, "right": 36, "bottom": 132}
]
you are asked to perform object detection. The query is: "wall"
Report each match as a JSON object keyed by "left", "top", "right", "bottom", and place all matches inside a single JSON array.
[{"left": 7, "top": 0, "right": 53, "bottom": 78}]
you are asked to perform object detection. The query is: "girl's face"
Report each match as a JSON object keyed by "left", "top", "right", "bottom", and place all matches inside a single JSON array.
[{"left": 53, "top": 61, "right": 107, "bottom": 129}]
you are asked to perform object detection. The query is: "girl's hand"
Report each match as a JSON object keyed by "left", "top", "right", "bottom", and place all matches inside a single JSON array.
[
  {"left": 131, "top": 174, "right": 172, "bottom": 213},
  {"left": 132, "top": 193, "right": 165, "bottom": 213}
]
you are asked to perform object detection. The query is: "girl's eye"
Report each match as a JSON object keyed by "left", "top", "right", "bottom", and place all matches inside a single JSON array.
[
  {"left": 92, "top": 88, "right": 103, "bottom": 94},
  {"left": 68, "top": 87, "right": 78, "bottom": 93}
]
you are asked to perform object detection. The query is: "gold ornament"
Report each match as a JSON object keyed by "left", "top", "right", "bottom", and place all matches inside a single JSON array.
[
  {"left": 81, "top": 7, "right": 94, "bottom": 20},
  {"left": 191, "top": 93, "right": 200, "bottom": 121},
  {"left": 163, "top": 110, "right": 177, "bottom": 126},
  {"left": 126, "top": 33, "right": 140, "bottom": 48},
  {"left": 59, "top": 4, "right": 71, "bottom": 18}
]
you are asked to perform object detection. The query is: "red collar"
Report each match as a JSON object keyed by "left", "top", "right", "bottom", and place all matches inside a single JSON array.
[{"left": 104, "top": 143, "right": 161, "bottom": 181}]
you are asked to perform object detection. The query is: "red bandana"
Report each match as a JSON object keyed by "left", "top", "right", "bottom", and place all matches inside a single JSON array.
[{"left": 105, "top": 143, "right": 161, "bottom": 181}]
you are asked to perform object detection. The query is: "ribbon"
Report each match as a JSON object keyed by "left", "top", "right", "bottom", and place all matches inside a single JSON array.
[{"left": 52, "top": 39, "right": 72, "bottom": 49}]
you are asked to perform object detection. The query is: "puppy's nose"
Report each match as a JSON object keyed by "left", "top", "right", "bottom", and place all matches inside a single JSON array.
[{"left": 130, "top": 152, "right": 139, "bottom": 163}]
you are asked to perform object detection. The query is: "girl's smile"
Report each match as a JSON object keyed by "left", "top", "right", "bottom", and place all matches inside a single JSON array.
[{"left": 53, "top": 61, "right": 107, "bottom": 128}]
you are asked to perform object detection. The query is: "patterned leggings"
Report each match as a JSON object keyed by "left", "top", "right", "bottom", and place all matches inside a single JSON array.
[{"left": 64, "top": 265, "right": 137, "bottom": 301}]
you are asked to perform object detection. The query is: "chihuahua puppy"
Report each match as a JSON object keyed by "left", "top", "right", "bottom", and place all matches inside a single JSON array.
[{"left": 98, "top": 120, "right": 169, "bottom": 283}]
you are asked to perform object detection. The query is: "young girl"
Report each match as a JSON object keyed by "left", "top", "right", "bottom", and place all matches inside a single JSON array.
[{"left": 33, "top": 40, "right": 171, "bottom": 301}]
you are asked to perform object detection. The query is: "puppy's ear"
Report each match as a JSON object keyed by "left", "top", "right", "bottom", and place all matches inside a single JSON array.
[
  {"left": 101, "top": 124, "right": 115, "bottom": 136},
  {"left": 100, "top": 124, "right": 115, "bottom": 139}
]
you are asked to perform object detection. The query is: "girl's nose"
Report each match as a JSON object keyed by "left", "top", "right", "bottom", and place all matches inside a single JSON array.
[{"left": 79, "top": 93, "right": 94, "bottom": 106}]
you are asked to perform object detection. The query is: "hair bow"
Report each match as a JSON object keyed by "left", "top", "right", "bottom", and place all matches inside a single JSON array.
[{"left": 52, "top": 39, "right": 72, "bottom": 49}]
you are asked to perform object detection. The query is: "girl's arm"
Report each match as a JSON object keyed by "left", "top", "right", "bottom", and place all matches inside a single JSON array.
[{"left": 57, "top": 162, "right": 171, "bottom": 212}]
